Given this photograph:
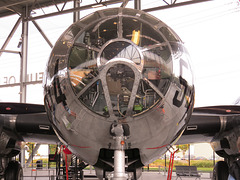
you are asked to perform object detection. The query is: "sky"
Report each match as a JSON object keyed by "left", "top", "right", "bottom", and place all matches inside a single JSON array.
[{"left": 0, "top": 0, "right": 240, "bottom": 107}]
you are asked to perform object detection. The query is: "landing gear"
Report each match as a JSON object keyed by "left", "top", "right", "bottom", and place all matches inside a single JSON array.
[
  {"left": 0, "top": 158, "right": 4, "bottom": 178},
  {"left": 110, "top": 124, "right": 130, "bottom": 180},
  {"left": 4, "top": 161, "right": 23, "bottom": 180},
  {"left": 212, "top": 161, "right": 229, "bottom": 180},
  {"left": 113, "top": 141, "right": 127, "bottom": 180}
]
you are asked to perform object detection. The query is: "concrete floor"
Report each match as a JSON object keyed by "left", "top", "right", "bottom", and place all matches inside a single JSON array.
[{"left": 22, "top": 168, "right": 212, "bottom": 180}]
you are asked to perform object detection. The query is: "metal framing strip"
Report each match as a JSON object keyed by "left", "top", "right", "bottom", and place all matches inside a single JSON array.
[
  {"left": 120, "top": 0, "right": 129, "bottom": 8},
  {"left": 0, "top": 81, "right": 43, "bottom": 88},
  {"left": 0, "top": 49, "right": 21, "bottom": 55},
  {"left": 20, "top": 6, "right": 29, "bottom": 103},
  {"left": 32, "top": 20, "right": 53, "bottom": 48},
  {"left": 134, "top": 0, "right": 141, "bottom": 10},
  {"left": 0, "top": 17, "right": 21, "bottom": 57},
  {"left": 73, "top": 0, "right": 80, "bottom": 23}
]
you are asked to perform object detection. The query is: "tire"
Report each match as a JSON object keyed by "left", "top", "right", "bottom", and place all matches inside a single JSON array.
[
  {"left": 212, "top": 161, "right": 229, "bottom": 180},
  {"left": 4, "top": 161, "right": 23, "bottom": 180}
]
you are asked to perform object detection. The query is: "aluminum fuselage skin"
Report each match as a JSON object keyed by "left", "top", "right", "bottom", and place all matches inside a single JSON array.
[{"left": 44, "top": 8, "right": 194, "bottom": 167}]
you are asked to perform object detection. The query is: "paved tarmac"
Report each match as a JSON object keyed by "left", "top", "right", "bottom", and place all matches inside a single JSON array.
[{"left": 22, "top": 168, "right": 212, "bottom": 180}]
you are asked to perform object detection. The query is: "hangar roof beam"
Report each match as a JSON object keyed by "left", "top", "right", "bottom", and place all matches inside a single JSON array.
[
  {"left": 26, "top": 0, "right": 123, "bottom": 21},
  {"left": 143, "top": 0, "right": 214, "bottom": 12}
]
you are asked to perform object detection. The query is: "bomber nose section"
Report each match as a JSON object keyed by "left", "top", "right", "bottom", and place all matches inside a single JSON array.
[{"left": 44, "top": 8, "right": 195, "bottom": 176}]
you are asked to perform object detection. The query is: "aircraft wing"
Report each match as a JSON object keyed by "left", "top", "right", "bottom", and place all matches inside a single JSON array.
[
  {"left": 178, "top": 105, "right": 240, "bottom": 145},
  {"left": 1, "top": 103, "right": 239, "bottom": 146},
  {"left": 0, "top": 103, "right": 59, "bottom": 147},
  {"left": 1, "top": 102, "right": 240, "bottom": 159}
]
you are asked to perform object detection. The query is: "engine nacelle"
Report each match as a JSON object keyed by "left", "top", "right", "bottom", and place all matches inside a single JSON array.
[{"left": 0, "top": 115, "right": 21, "bottom": 158}]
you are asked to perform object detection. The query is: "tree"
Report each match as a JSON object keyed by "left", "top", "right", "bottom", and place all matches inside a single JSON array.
[
  {"left": 49, "top": 144, "right": 58, "bottom": 154},
  {"left": 26, "top": 142, "right": 36, "bottom": 157},
  {"left": 176, "top": 144, "right": 189, "bottom": 159}
]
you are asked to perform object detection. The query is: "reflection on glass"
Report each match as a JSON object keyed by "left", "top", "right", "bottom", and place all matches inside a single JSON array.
[
  {"left": 131, "top": 30, "right": 141, "bottom": 45},
  {"left": 79, "top": 80, "right": 108, "bottom": 116},
  {"left": 69, "top": 45, "right": 98, "bottom": 94},
  {"left": 147, "top": 46, "right": 171, "bottom": 62},
  {"left": 69, "top": 69, "right": 96, "bottom": 93},
  {"left": 67, "top": 10, "right": 177, "bottom": 117},
  {"left": 133, "top": 80, "right": 161, "bottom": 116},
  {"left": 61, "top": 25, "right": 81, "bottom": 42},
  {"left": 123, "top": 17, "right": 164, "bottom": 47},
  {"left": 75, "top": 18, "right": 118, "bottom": 46},
  {"left": 100, "top": 41, "right": 141, "bottom": 65},
  {"left": 160, "top": 27, "right": 180, "bottom": 42},
  {"left": 142, "top": 50, "right": 172, "bottom": 95}
]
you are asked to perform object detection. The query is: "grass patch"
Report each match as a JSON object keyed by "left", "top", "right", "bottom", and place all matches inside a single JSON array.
[
  {"left": 26, "top": 158, "right": 215, "bottom": 172},
  {"left": 145, "top": 159, "right": 216, "bottom": 172}
]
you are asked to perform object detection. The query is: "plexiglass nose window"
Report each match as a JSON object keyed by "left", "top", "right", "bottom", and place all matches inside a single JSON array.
[
  {"left": 100, "top": 41, "right": 141, "bottom": 66},
  {"left": 68, "top": 9, "right": 174, "bottom": 117},
  {"left": 106, "top": 64, "right": 135, "bottom": 117}
]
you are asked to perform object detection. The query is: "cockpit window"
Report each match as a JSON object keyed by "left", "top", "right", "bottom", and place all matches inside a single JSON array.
[
  {"left": 79, "top": 80, "right": 108, "bottom": 116},
  {"left": 80, "top": 11, "right": 101, "bottom": 25},
  {"left": 140, "top": 13, "right": 160, "bottom": 26},
  {"left": 160, "top": 27, "right": 180, "bottom": 42},
  {"left": 100, "top": 41, "right": 141, "bottom": 65},
  {"left": 133, "top": 80, "right": 162, "bottom": 116},
  {"left": 69, "top": 45, "right": 98, "bottom": 94},
  {"left": 123, "top": 17, "right": 165, "bottom": 47},
  {"left": 75, "top": 17, "right": 118, "bottom": 47},
  {"left": 98, "top": 18, "right": 118, "bottom": 42},
  {"left": 107, "top": 64, "right": 135, "bottom": 117},
  {"left": 69, "top": 46, "right": 96, "bottom": 69},
  {"left": 68, "top": 8, "right": 175, "bottom": 118}
]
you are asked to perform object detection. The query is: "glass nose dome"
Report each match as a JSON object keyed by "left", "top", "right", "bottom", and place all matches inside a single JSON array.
[{"left": 68, "top": 8, "right": 174, "bottom": 118}]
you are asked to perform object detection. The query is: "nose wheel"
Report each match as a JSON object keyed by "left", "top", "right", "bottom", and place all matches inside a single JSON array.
[{"left": 4, "top": 161, "right": 23, "bottom": 180}]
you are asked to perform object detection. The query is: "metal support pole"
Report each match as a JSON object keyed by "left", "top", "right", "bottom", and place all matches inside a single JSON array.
[
  {"left": 32, "top": 20, "right": 53, "bottom": 48},
  {"left": 0, "top": 17, "right": 21, "bottom": 57},
  {"left": 134, "top": 0, "right": 141, "bottom": 10},
  {"left": 32, "top": 144, "right": 33, "bottom": 169},
  {"left": 213, "top": 151, "right": 215, "bottom": 166},
  {"left": 113, "top": 136, "right": 126, "bottom": 180},
  {"left": 164, "top": 154, "right": 167, "bottom": 175},
  {"left": 188, "top": 144, "right": 191, "bottom": 166},
  {"left": 0, "top": 50, "right": 21, "bottom": 55},
  {"left": 110, "top": 124, "right": 127, "bottom": 180},
  {"left": 20, "top": 6, "right": 29, "bottom": 103},
  {"left": 73, "top": 0, "right": 80, "bottom": 23},
  {"left": 21, "top": 147, "right": 26, "bottom": 168},
  {"left": 26, "top": 144, "right": 41, "bottom": 165},
  {"left": 120, "top": 0, "right": 129, "bottom": 8},
  {"left": 114, "top": 149, "right": 126, "bottom": 180}
]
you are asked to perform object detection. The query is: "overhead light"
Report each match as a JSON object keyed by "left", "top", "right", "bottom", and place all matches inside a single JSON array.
[{"left": 92, "top": 4, "right": 104, "bottom": 8}]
